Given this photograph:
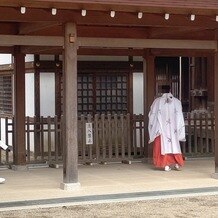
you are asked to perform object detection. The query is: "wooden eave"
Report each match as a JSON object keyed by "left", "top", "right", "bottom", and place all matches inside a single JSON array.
[
  {"left": 0, "top": 1, "right": 217, "bottom": 55},
  {"left": 0, "top": 1, "right": 218, "bottom": 15}
]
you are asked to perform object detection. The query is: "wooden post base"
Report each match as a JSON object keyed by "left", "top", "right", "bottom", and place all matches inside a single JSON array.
[{"left": 60, "top": 182, "right": 81, "bottom": 191}]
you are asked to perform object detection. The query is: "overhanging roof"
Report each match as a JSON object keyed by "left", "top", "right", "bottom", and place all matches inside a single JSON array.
[
  {"left": 0, "top": 1, "right": 217, "bottom": 55},
  {"left": 0, "top": 0, "right": 218, "bottom": 15}
]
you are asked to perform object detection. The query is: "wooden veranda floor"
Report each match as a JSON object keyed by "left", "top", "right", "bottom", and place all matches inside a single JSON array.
[{"left": 0, "top": 158, "right": 217, "bottom": 208}]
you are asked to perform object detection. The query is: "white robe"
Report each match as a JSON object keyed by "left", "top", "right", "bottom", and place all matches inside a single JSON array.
[
  {"left": 0, "top": 140, "right": 8, "bottom": 150},
  {"left": 148, "top": 93, "right": 186, "bottom": 155}
]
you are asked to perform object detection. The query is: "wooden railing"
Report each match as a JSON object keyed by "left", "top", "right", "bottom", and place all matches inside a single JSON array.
[
  {"left": 78, "top": 114, "right": 132, "bottom": 163},
  {"left": 0, "top": 112, "right": 215, "bottom": 166},
  {"left": 183, "top": 112, "right": 215, "bottom": 156}
]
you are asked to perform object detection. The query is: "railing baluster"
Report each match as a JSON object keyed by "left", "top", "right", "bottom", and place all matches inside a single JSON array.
[
  {"left": 114, "top": 114, "right": 118, "bottom": 159},
  {"left": 127, "top": 114, "right": 131, "bottom": 159},
  {"left": 54, "top": 116, "right": 58, "bottom": 162},
  {"left": 94, "top": 114, "right": 99, "bottom": 162},
  {"left": 101, "top": 114, "right": 106, "bottom": 159},
  {"left": 81, "top": 115, "right": 86, "bottom": 161},
  {"left": 108, "top": 114, "right": 112, "bottom": 159},
  {"left": 40, "top": 116, "right": 44, "bottom": 161},
  {"left": 26, "top": 116, "right": 30, "bottom": 163},
  {"left": 47, "top": 116, "right": 51, "bottom": 162},
  {"left": 121, "top": 114, "right": 125, "bottom": 159}
]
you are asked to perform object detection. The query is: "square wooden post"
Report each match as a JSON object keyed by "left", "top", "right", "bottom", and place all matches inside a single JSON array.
[
  {"left": 212, "top": 50, "right": 218, "bottom": 179},
  {"left": 143, "top": 52, "right": 155, "bottom": 163},
  {"left": 60, "top": 23, "right": 80, "bottom": 190},
  {"left": 13, "top": 47, "right": 26, "bottom": 169}
]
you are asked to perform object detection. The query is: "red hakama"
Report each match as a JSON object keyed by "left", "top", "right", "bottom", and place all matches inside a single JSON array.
[{"left": 153, "top": 136, "right": 184, "bottom": 168}]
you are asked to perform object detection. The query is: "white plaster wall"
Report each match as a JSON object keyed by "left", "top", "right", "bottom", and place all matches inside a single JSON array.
[
  {"left": 25, "top": 54, "right": 34, "bottom": 62},
  {"left": 40, "top": 73, "right": 55, "bottom": 116},
  {"left": 0, "top": 54, "right": 12, "bottom": 64},
  {"left": 25, "top": 73, "right": 35, "bottom": 117},
  {"left": 133, "top": 72, "right": 144, "bottom": 148},
  {"left": 133, "top": 73, "right": 144, "bottom": 115},
  {"left": 0, "top": 54, "right": 12, "bottom": 154}
]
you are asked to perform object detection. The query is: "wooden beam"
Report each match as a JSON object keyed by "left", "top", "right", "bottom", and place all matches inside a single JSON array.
[
  {"left": 1, "top": 36, "right": 216, "bottom": 55},
  {"left": 78, "top": 48, "right": 215, "bottom": 57},
  {"left": 0, "top": 22, "right": 18, "bottom": 35},
  {"left": 19, "top": 22, "right": 61, "bottom": 35},
  {"left": 149, "top": 27, "right": 215, "bottom": 40},
  {"left": 150, "top": 49, "right": 214, "bottom": 57},
  {"left": 0, "top": 35, "right": 64, "bottom": 46},
  {"left": 78, "top": 48, "right": 144, "bottom": 56},
  {"left": 78, "top": 26, "right": 215, "bottom": 40},
  {"left": 0, "top": 0, "right": 218, "bottom": 16},
  {"left": 21, "top": 46, "right": 62, "bottom": 54},
  {"left": 61, "top": 23, "right": 80, "bottom": 190},
  {"left": 0, "top": 46, "right": 14, "bottom": 54},
  {"left": 0, "top": 34, "right": 216, "bottom": 49},
  {"left": 13, "top": 47, "right": 26, "bottom": 166},
  {"left": 79, "top": 38, "right": 217, "bottom": 50}
]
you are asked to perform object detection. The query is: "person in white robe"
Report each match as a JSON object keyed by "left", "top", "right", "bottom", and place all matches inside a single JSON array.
[{"left": 148, "top": 85, "right": 186, "bottom": 171}]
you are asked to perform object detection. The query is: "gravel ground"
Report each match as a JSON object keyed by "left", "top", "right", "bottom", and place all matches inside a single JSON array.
[{"left": 0, "top": 195, "right": 217, "bottom": 218}]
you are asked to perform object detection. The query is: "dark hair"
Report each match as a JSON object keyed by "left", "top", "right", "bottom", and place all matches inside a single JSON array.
[{"left": 161, "top": 85, "right": 171, "bottom": 93}]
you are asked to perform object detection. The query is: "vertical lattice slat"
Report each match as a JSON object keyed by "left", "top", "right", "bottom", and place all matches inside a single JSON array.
[
  {"left": 193, "top": 113, "right": 198, "bottom": 154},
  {"left": 94, "top": 114, "right": 99, "bottom": 162},
  {"left": 40, "top": 116, "right": 44, "bottom": 161},
  {"left": 127, "top": 114, "right": 131, "bottom": 159},
  {"left": 54, "top": 116, "right": 58, "bottom": 162},
  {"left": 199, "top": 113, "right": 203, "bottom": 154},
  {"left": 114, "top": 114, "right": 119, "bottom": 159},
  {"left": 47, "top": 116, "right": 52, "bottom": 162},
  {"left": 5, "top": 117, "right": 9, "bottom": 163},
  {"left": 101, "top": 114, "right": 106, "bottom": 159},
  {"left": 133, "top": 114, "right": 137, "bottom": 156},
  {"left": 139, "top": 114, "right": 143, "bottom": 156},
  {"left": 121, "top": 114, "right": 125, "bottom": 159},
  {"left": 81, "top": 115, "right": 86, "bottom": 161},
  {"left": 108, "top": 114, "right": 112, "bottom": 159},
  {"left": 26, "top": 116, "right": 30, "bottom": 162},
  {"left": 205, "top": 113, "right": 209, "bottom": 153}
]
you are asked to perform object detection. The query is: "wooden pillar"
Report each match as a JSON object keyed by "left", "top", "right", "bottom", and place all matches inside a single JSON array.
[
  {"left": 212, "top": 50, "right": 218, "bottom": 178},
  {"left": 55, "top": 55, "right": 62, "bottom": 118},
  {"left": 128, "top": 56, "right": 134, "bottom": 116},
  {"left": 60, "top": 23, "right": 80, "bottom": 190},
  {"left": 34, "top": 55, "right": 40, "bottom": 157},
  {"left": 13, "top": 47, "right": 26, "bottom": 168},
  {"left": 143, "top": 52, "right": 155, "bottom": 162}
]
